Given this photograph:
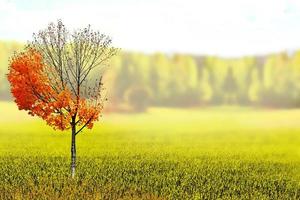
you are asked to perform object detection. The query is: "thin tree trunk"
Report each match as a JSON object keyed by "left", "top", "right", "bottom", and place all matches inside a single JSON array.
[{"left": 71, "top": 118, "right": 76, "bottom": 178}]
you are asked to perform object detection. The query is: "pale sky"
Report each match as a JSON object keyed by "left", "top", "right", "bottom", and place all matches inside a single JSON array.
[{"left": 0, "top": 0, "right": 300, "bottom": 57}]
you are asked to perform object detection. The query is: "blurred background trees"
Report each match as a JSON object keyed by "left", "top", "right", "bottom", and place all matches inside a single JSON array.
[{"left": 1, "top": 41, "right": 300, "bottom": 111}]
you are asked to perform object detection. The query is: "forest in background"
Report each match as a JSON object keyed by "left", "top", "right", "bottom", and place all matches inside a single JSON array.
[{"left": 1, "top": 41, "right": 300, "bottom": 111}]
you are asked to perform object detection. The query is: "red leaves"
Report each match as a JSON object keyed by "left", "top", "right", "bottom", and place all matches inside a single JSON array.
[
  {"left": 8, "top": 49, "right": 49, "bottom": 110},
  {"left": 8, "top": 48, "right": 102, "bottom": 131},
  {"left": 77, "top": 99, "right": 101, "bottom": 129}
]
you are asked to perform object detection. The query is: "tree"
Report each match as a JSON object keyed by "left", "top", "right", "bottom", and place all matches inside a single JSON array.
[
  {"left": 126, "top": 86, "right": 151, "bottom": 112},
  {"left": 7, "top": 20, "right": 117, "bottom": 177},
  {"left": 198, "top": 68, "right": 212, "bottom": 104},
  {"left": 0, "top": 41, "right": 24, "bottom": 100},
  {"left": 222, "top": 67, "right": 238, "bottom": 104},
  {"left": 248, "top": 68, "right": 262, "bottom": 103}
]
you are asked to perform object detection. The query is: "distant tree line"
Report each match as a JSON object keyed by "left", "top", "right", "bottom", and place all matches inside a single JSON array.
[
  {"left": 108, "top": 51, "right": 300, "bottom": 111},
  {"left": 1, "top": 41, "right": 300, "bottom": 111}
]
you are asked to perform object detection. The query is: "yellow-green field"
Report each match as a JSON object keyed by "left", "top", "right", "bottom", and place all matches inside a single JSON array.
[{"left": 1, "top": 102, "right": 300, "bottom": 199}]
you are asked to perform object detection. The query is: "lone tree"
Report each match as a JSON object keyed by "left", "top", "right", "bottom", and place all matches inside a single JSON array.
[{"left": 7, "top": 20, "right": 117, "bottom": 177}]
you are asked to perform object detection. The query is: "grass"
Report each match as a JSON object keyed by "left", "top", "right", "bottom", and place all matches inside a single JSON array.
[{"left": 1, "top": 102, "right": 300, "bottom": 199}]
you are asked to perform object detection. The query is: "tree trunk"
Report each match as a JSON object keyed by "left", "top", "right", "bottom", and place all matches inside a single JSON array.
[{"left": 71, "top": 118, "right": 76, "bottom": 178}]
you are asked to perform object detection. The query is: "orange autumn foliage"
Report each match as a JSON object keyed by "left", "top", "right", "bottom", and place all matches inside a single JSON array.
[{"left": 7, "top": 49, "right": 102, "bottom": 131}]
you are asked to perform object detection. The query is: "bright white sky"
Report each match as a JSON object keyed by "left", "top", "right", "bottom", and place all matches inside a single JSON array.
[{"left": 0, "top": 0, "right": 300, "bottom": 57}]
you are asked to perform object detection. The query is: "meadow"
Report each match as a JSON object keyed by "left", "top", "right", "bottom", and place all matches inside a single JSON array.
[{"left": 1, "top": 102, "right": 300, "bottom": 199}]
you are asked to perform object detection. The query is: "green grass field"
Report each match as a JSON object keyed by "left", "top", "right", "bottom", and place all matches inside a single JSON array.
[{"left": 1, "top": 102, "right": 300, "bottom": 199}]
